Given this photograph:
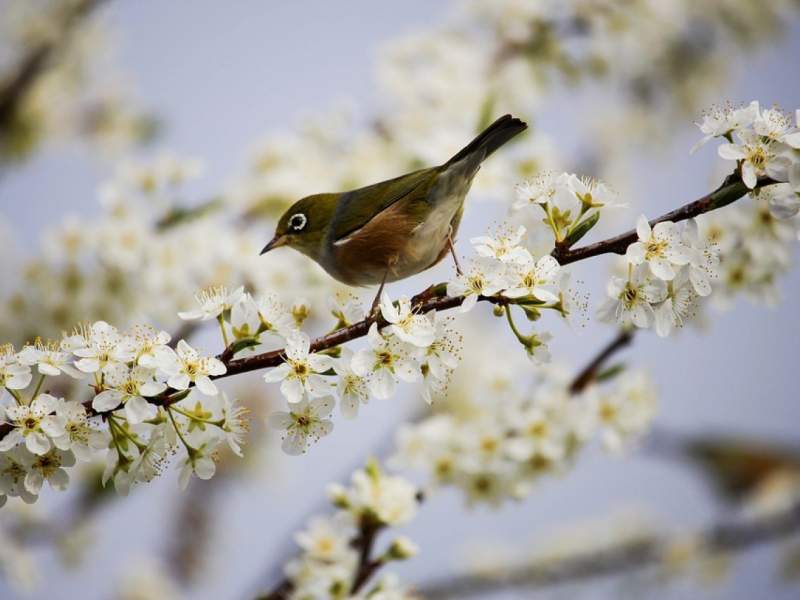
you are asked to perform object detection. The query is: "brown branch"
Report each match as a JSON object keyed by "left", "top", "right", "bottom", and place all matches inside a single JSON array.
[
  {"left": 0, "top": 0, "right": 109, "bottom": 133},
  {"left": 552, "top": 173, "right": 775, "bottom": 265},
  {"left": 0, "top": 173, "right": 766, "bottom": 438},
  {"left": 568, "top": 329, "right": 634, "bottom": 394},
  {"left": 211, "top": 171, "right": 773, "bottom": 382},
  {"left": 256, "top": 329, "right": 635, "bottom": 599},
  {"left": 417, "top": 499, "right": 800, "bottom": 598},
  {"left": 350, "top": 519, "right": 384, "bottom": 595}
]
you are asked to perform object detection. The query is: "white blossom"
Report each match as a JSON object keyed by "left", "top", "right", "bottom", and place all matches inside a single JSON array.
[
  {"left": 653, "top": 270, "right": 698, "bottom": 337},
  {"left": 294, "top": 514, "right": 355, "bottom": 563},
  {"left": 268, "top": 397, "right": 334, "bottom": 455},
  {"left": 71, "top": 321, "right": 136, "bottom": 375},
  {"left": 22, "top": 448, "right": 76, "bottom": 495},
  {"left": 92, "top": 364, "right": 165, "bottom": 423},
  {"left": 177, "top": 285, "right": 244, "bottom": 321},
  {"left": 333, "top": 349, "right": 369, "bottom": 419},
  {"left": 51, "top": 398, "right": 106, "bottom": 461},
  {"left": 0, "top": 447, "right": 39, "bottom": 503},
  {"left": 470, "top": 225, "right": 530, "bottom": 264},
  {"left": 691, "top": 101, "right": 759, "bottom": 153},
  {"left": 352, "top": 324, "right": 422, "bottom": 400},
  {"left": 16, "top": 342, "right": 82, "bottom": 378},
  {"left": 718, "top": 129, "right": 790, "bottom": 189},
  {"left": 0, "top": 346, "right": 32, "bottom": 390},
  {"left": 379, "top": 292, "right": 436, "bottom": 347},
  {"left": 178, "top": 439, "right": 219, "bottom": 490},
  {"left": 0, "top": 394, "right": 66, "bottom": 455},
  {"left": 682, "top": 219, "right": 720, "bottom": 296},
  {"left": 162, "top": 340, "right": 226, "bottom": 396},
  {"left": 504, "top": 254, "right": 561, "bottom": 302},
  {"left": 598, "top": 264, "right": 667, "bottom": 329},
  {"left": 446, "top": 257, "right": 504, "bottom": 312},
  {"left": 263, "top": 332, "right": 333, "bottom": 404},
  {"left": 328, "top": 461, "right": 418, "bottom": 526},
  {"left": 626, "top": 216, "right": 690, "bottom": 280}
]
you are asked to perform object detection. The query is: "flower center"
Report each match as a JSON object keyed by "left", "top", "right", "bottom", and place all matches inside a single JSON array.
[
  {"left": 645, "top": 239, "right": 667, "bottom": 259},
  {"left": 622, "top": 284, "right": 639, "bottom": 309},
  {"left": 747, "top": 146, "right": 768, "bottom": 170}
]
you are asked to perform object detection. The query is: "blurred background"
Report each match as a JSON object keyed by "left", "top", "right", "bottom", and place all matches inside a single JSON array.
[{"left": 1, "top": 0, "right": 799, "bottom": 598}]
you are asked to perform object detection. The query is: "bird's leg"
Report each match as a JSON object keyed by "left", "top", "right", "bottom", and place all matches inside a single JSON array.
[
  {"left": 447, "top": 226, "right": 463, "bottom": 276},
  {"left": 370, "top": 268, "right": 390, "bottom": 319}
]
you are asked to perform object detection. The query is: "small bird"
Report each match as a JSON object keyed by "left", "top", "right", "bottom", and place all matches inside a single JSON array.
[{"left": 261, "top": 114, "right": 527, "bottom": 305}]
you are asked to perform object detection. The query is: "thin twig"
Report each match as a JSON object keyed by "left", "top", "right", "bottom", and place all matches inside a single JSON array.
[
  {"left": 568, "top": 329, "right": 634, "bottom": 394},
  {"left": 417, "top": 500, "right": 800, "bottom": 598},
  {"left": 257, "top": 328, "right": 636, "bottom": 599},
  {"left": 0, "top": 173, "right": 767, "bottom": 440},
  {"left": 0, "top": 0, "right": 109, "bottom": 133}
]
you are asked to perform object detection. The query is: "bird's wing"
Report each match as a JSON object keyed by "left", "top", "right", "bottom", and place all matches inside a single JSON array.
[{"left": 328, "top": 167, "right": 439, "bottom": 243}]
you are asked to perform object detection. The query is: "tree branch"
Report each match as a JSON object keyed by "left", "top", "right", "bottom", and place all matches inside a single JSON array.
[
  {"left": 0, "top": 0, "right": 109, "bottom": 133},
  {"left": 256, "top": 328, "right": 634, "bottom": 599},
  {"left": 568, "top": 329, "right": 634, "bottom": 394},
  {"left": 552, "top": 173, "right": 775, "bottom": 265},
  {"left": 417, "top": 500, "right": 800, "bottom": 598},
  {"left": 0, "top": 173, "right": 767, "bottom": 441}
]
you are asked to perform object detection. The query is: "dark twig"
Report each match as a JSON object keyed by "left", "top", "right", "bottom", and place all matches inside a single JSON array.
[
  {"left": 0, "top": 0, "right": 109, "bottom": 133},
  {"left": 0, "top": 174, "right": 766, "bottom": 438},
  {"left": 568, "top": 329, "right": 634, "bottom": 394},
  {"left": 256, "top": 328, "right": 636, "bottom": 599},
  {"left": 418, "top": 500, "right": 800, "bottom": 598}
]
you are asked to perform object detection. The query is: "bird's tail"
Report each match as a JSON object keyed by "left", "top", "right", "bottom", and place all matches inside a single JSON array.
[{"left": 444, "top": 114, "right": 528, "bottom": 168}]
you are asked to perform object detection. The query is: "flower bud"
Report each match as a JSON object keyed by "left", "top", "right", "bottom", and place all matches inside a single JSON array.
[{"left": 385, "top": 536, "right": 419, "bottom": 560}]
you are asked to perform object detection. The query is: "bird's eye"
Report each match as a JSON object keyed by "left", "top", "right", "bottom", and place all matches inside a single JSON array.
[{"left": 289, "top": 213, "right": 307, "bottom": 232}]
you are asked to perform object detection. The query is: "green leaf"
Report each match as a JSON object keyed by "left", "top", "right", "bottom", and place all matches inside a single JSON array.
[
  {"left": 229, "top": 337, "right": 260, "bottom": 356},
  {"left": 564, "top": 211, "right": 600, "bottom": 247},
  {"left": 595, "top": 363, "right": 626, "bottom": 383},
  {"left": 156, "top": 198, "right": 222, "bottom": 231}
]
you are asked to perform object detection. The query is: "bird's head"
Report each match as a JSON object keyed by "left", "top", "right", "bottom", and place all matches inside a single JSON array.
[{"left": 260, "top": 193, "right": 339, "bottom": 260}]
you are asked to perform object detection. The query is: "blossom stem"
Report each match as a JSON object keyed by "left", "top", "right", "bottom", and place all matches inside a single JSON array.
[
  {"left": 568, "top": 329, "right": 634, "bottom": 394},
  {"left": 30, "top": 374, "right": 46, "bottom": 401},
  {"left": 7, "top": 388, "right": 23, "bottom": 405},
  {"left": 170, "top": 405, "right": 223, "bottom": 426},
  {"left": 551, "top": 172, "right": 777, "bottom": 265},
  {"left": 166, "top": 406, "right": 195, "bottom": 453},
  {"left": 0, "top": 172, "right": 769, "bottom": 438},
  {"left": 504, "top": 305, "right": 528, "bottom": 345},
  {"left": 217, "top": 314, "right": 230, "bottom": 348},
  {"left": 108, "top": 414, "right": 146, "bottom": 451}
]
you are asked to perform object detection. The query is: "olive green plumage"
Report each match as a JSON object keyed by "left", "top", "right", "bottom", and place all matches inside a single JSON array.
[{"left": 262, "top": 114, "right": 527, "bottom": 286}]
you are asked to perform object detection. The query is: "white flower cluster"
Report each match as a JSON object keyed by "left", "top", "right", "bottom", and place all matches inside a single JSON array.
[
  {"left": 700, "top": 191, "right": 799, "bottom": 307},
  {"left": 283, "top": 460, "right": 419, "bottom": 599},
  {"left": 0, "top": 317, "right": 249, "bottom": 504},
  {"left": 2, "top": 0, "right": 154, "bottom": 160},
  {"left": 696, "top": 101, "right": 800, "bottom": 221},
  {"left": 392, "top": 368, "right": 656, "bottom": 507},
  {"left": 513, "top": 172, "right": 624, "bottom": 246},
  {"left": 265, "top": 292, "right": 462, "bottom": 455},
  {"left": 598, "top": 100, "right": 800, "bottom": 334},
  {"left": 697, "top": 102, "right": 799, "bottom": 195},
  {"left": 599, "top": 217, "right": 718, "bottom": 337},
  {"left": 447, "top": 224, "right": 574, "bottom": 362},
  {"left": 0, "top": 152, "right": 341, "bottom": 358}
]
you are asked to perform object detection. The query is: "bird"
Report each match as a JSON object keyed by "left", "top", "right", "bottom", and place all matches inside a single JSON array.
[{"left": 260, "top": 114, "right": 527, "bottom": 307}]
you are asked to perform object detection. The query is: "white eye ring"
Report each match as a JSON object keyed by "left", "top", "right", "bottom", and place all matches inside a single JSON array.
[{"left": 289, "top": 213, "right": 307, "bottom": 232}]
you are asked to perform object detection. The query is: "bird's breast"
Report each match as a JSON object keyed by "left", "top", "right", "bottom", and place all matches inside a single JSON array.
[{"left": 320, "top": 166, "right": 475, "bottom": 286}]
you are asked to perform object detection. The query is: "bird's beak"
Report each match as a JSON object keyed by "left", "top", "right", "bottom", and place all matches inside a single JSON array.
[{"left": 260, "top": 235, "right": 287, "bottom": 255}]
